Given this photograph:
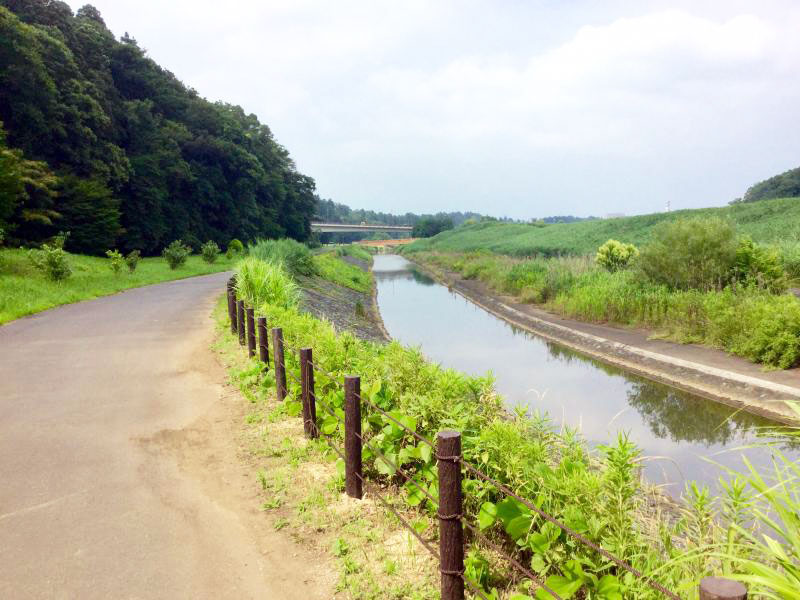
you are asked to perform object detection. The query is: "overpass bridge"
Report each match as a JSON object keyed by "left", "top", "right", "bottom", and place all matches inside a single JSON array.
[{"left": 311, "top": 223, "right": 413, "bottom": 234}]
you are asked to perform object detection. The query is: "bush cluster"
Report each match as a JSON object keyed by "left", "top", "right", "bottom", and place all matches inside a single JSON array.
[
  {"left": 162, "top": 240, "right": 191, "bottom": 270},
  {"left": 200, "top": 240, "right": 220, "bottom": 264},
  {"left": 595, "top": 239, "right": 639, "bottom": 272},
  {"left": 125, "top": 250, "right": 141, "bottom": 273},
  {"left": 28, "top": 232, "right": 71, "bottom": 281}
]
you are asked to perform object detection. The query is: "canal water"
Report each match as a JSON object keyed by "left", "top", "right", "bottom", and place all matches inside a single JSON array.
[{"left": 373, "top": 254, "right": 797, "bottom": 496}]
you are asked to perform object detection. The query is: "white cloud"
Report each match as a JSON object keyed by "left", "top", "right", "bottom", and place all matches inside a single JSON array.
[{"left": 68, "top": 1, "right": 800, "bottom": 217}]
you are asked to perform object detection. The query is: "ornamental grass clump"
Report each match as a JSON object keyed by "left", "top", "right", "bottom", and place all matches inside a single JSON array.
[{"left": 235, "top": 256, "right": 299, "bottom": 309}]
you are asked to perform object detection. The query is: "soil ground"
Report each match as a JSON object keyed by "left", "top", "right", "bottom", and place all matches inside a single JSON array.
[{"left": 0, "top": 272, "right": 334, "bottom": 599}]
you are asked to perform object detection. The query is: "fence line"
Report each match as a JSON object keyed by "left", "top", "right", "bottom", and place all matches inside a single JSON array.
[{"left": 228, "top": 286, "right": 749, "bottom": 600}]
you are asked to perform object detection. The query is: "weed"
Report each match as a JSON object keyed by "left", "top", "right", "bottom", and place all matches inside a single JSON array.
[{"left": 105, "top": 249, "right": 124, "bottom": 274}]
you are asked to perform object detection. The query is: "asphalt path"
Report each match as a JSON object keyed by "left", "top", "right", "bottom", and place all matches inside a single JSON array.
[{"left": 0, "top": 273, "right": 327, "bottom": 599}]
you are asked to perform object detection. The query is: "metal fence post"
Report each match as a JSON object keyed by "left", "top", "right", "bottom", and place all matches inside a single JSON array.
[
  {"left": 257, "top": 317, "right": 269, "bottom": 366},
  {"left": 300, "top": 348, "right": 317, "bottom": 439},
  {"left": 344, "top": 376, "right": 362, "bottom": 499},
  {"left": 246, "top": 307, "right": 256, "bottom": 358},
  {"left": 437, "top": 430, "right": 464, "bottom": 600},
  {"left": 237, "top": 300, "right": 245, "bottom": 346},
  {"left": 699, "top": 577, "right": 747, "bottom": 600},
  {"left": 272, "top": 327, "right": 287, "bottom": 401}
]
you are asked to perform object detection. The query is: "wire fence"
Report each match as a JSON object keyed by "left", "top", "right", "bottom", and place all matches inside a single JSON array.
[{"left": 226, "top": 280, "right": 748, "bottom": 600}]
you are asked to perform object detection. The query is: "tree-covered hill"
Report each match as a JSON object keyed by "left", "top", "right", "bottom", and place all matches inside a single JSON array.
[
  {"left": 0, "top": 1, "right": 316, "bottom": 254},
  {"left": 738, "top": 166, "right": 800, "bottom": 203}
]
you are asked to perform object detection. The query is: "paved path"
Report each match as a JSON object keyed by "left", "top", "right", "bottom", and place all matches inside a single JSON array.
[{"left": 0, "top": 274, "right": 328, "bottom": 599}]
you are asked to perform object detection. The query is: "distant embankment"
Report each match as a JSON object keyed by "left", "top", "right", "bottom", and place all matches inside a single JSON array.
[{"left": 405, "top": 196, "right": 800, "bottom": 257}]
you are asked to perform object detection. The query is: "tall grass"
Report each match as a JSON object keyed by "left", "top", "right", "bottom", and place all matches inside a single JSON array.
[
  {"left": 235, "top": 257, "right": 298, "bottom": 309},
  {"left": 248, "top": 238, "right": 317, "bottom": 277}
]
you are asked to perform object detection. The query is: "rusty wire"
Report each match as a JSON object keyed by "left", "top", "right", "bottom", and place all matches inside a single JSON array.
[
  {"left": 351, "top": 428, "right": 439, "bottom": 508},
  {"left": 461, "top": 518, "right": 561, "bottom": 599},
  {"left": 460, "top": 460, "right": 680, "bottom": 600},
  {"left": 350, "top": 468, "right": 441, "bottom": 563},
  {"left": 354, "top": 391, "right": 436, "bottom": 449}
]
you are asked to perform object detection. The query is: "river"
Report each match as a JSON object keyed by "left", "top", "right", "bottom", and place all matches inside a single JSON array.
[{"left": 373, "top": 254, "right": 797, "bottom": 496}]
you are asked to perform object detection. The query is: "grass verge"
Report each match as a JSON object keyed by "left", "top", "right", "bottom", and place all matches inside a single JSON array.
[
  {"left": 313, "top": 250, "right": 373, "bottom": 293},
  {"left": 0, "top": 248, "right": 234, "bottom": 324},
  {"left": 213, "top": 297, "right": 439, "bottom": 599}
]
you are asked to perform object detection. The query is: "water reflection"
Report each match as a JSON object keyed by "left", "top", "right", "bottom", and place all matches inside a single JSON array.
[{"left": 373, "top": 254, "right": 798, "bottom": 494}]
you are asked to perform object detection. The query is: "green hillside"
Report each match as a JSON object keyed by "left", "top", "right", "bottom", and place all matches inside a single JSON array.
[{"left": 406, "top": 196, "right": 800, "bottom": 257}]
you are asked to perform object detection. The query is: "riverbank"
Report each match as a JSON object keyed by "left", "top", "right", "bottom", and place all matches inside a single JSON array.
[{"left": 406, "top": 255, "right": 800, "bottom": 423}]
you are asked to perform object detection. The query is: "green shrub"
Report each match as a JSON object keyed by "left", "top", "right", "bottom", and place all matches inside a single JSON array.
[
  {"left": 28, "top": 232, "right": 71, "bottom": 281},
  {"left": 778, "top": 241, "right": 800, "bottom": 282},
  {"left": 162, "top": 240, "right": 191, "bottom": 270},
  {"left": 226, "top": 238, "right": 245, "bottom": 259},
  {"left": 105, "top": 249, "right": 124, "bottom": 274},
  {"left": 125, "top": 250, "right": 141, "bottom": 273},
  {"left": 249, "top": 238, "right": 317, "bottom": 277},
  {"left": 638, "top": 217, "right": 738, "bottom": 291},
  {"left": 201, "top": 240, "right": 220, "bottom": 264},
  {"left": 235, "top": 257, "right": 299, "bottom": 309},
  {"left": 733, "top": 237, "right": 786, "bottom": 292},
  {"left": 595, "top": 239, "right": 639, "bottom": 272}
]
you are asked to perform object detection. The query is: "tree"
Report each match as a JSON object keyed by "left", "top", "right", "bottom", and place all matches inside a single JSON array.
[
  {"left": 739, "top": 166, "right": 800, "bottom": 203},
  {"left": 57, "top": 175, "right": 120, "bottom": 254},
  {"left": 413, "top": 216, "right": 454, "bottom": 238}
]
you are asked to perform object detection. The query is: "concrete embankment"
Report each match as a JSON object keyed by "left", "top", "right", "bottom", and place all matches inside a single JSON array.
[{"left": 408, "top": 258, "right": 800, "bottom": 424}]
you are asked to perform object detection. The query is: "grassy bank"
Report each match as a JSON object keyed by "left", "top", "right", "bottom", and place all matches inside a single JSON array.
[
  {"left": 406, "top": 197, "right": 800, "bottom": 258},
  {"left": 409, "top": 251, "right": 800, "bottom": 369},
  {"left": 231, "top": 254, "right": 800, "bottom": 599},
  {"left": 0, "top": 248, "right": 234, "bottom": 324}
]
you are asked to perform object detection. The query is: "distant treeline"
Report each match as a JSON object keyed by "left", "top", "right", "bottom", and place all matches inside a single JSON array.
[
  {"left": 733, "top": 166, "right": 800, "bottom": 204},
  {"left": 0, "top": 2, "right": 316, "bottom": 255}
]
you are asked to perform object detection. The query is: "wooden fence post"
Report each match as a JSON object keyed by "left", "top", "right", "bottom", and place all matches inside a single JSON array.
[
  {"left": 227, "top": 288, "right": 236, "bottom": 334},
  {"left": 272, "top": 327, "right": 287, "bottom": 401},
  {"left": 437, "top": 430, "right": 464, "bottom": 600},
  {"left": 699, "top": 577, "right": 747, "bottom": 600},
  {"left": 300, "top": 348, "right": 317, "bottom": 439},
  {"left": 237, "top": 300, "right": 245, "bottom": 346},
  {"left": 246, "top": 307, "right": 256, "bottom": 358},
  {"left": 257, "top": 317, "right": 269, "bottom": 366},
  {"left": 344, "top": 376, "right": 362, "bottom": 499}
]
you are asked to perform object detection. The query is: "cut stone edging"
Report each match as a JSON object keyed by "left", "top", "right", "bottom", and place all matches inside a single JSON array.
[{"left": 410, "top": 259, "right": 800, "bottom": 424}]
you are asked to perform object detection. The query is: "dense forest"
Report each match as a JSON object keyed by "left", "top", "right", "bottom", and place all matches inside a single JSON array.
[
  {"left": 0, "top": 1, "right": 316, "bottom": 255},
  {"left": 735, "top": 166, "right": 800, "bottom": 204}
]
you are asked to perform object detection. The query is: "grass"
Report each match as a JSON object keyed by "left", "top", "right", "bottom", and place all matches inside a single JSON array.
[
  {"left": 405, "top": 197, "right": 800, "bottom": 257},
  {"left": 313, "top": 251, "right": 373, "bottom": 293},
  {"left": 0, "top": 248, "right": 234, "bottom": 324},
  {"left": 232, "top": 250, "right": 800, "bottom": 599}
]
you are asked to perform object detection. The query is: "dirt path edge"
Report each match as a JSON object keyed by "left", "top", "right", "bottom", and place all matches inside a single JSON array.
[{"left": 407, "top": 257, "right": 800, "bottom": 424}]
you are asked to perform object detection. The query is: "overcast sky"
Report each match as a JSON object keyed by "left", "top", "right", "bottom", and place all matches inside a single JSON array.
[{"left": 68, "top": 1, "right": 800, "bottom": 219}]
